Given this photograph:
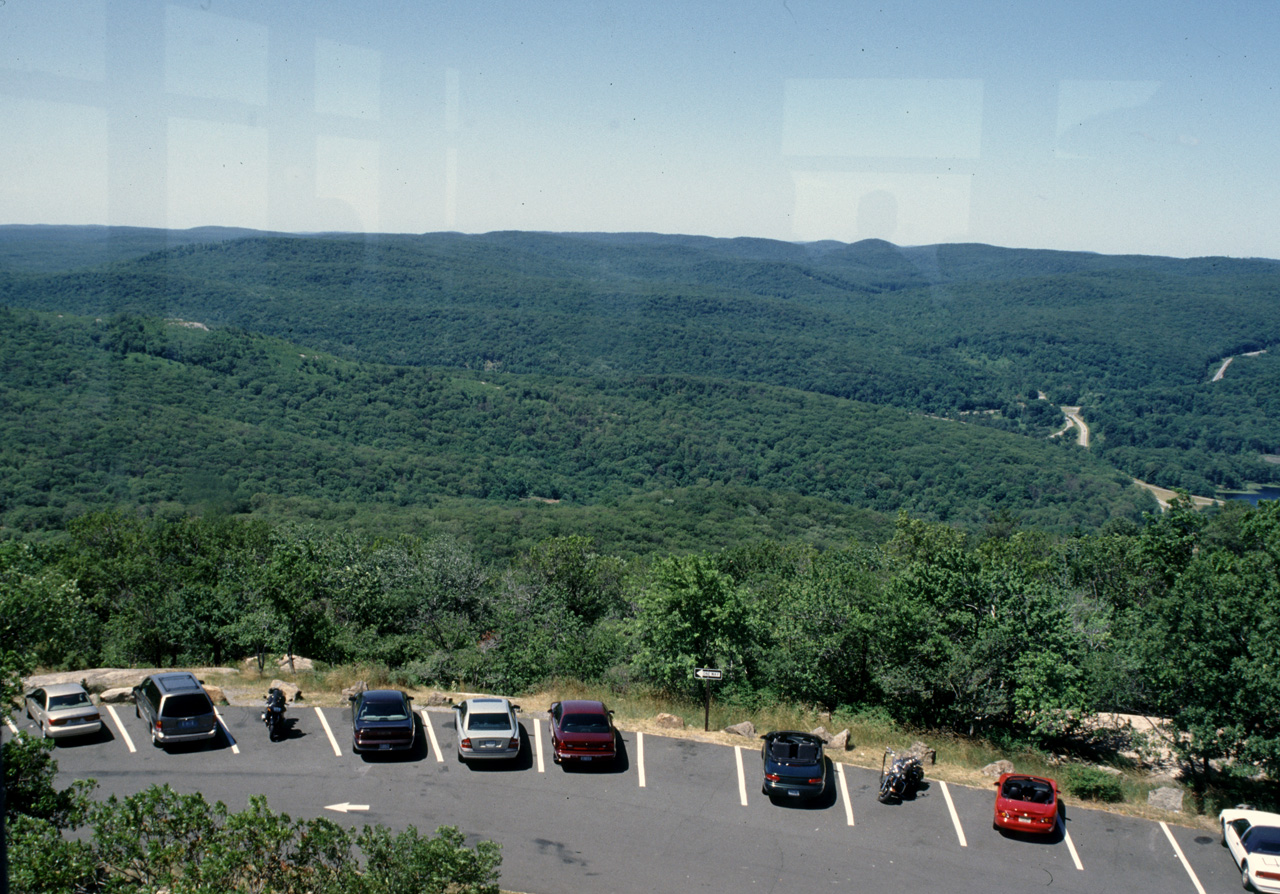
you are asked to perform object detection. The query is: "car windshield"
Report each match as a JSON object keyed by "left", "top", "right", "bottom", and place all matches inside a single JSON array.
[
  {"left": 1002, "top": 778, "right": 1054, "bottom": 804},
  {"left": 468, "top": 712, "right": 512, "bottom": 731},
  {"left": 359, "top": 700, "right": 408, "bottom": 722},
  {"left": 561, "top": 713, "right": 610, "bottom": 733},
  {"left": 1246, "top": 826, "right": 1280, "bottom": 856},
  {"left": 160, "top": 693, "right": 212, "bottom": 717},
  {"left": 48, "top": 692, "right": 91, "bottom": 709}
]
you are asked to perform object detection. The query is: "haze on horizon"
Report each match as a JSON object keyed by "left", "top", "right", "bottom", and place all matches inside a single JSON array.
[{"left": 2, "top": 0, "right": 1277, "bottom": 260}]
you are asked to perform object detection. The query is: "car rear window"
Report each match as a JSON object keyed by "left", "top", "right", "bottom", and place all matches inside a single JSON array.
[
  {"left": 359, "top": 701, "right": 409, "bottom": 722},
  {"left": 468, "top": 712, "right": 512, "bottom": 731},
  {"left": 1247, "top": 826, "right": 1280, "bottom": 855},
  {"left": 160, "top": 693, "right": 213, "bottom": 717},
  {"left": 49, "top": 692, "right": 91, "bottom": 709},
  {"left": 561, "top": 713, "right": 610, "bottom": 733}
]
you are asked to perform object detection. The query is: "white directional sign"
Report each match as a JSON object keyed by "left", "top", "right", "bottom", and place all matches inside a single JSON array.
[
  {"left": 694, "top": 668, "right": 723, "bottom": 680},
  {"left": 325, "top": 802, "right": 370, "bottom": 813}
]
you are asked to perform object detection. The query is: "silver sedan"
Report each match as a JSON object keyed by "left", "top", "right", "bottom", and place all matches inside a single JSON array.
[
  {"left": 454, "top": 697, "right": 521, "bottom": 762},
  {"left": 24, "top": 683, "right": 103, "bottom": 740}
]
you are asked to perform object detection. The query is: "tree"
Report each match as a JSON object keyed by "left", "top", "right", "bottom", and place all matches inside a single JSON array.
[{"left": 634, "top": 554, "right": 753, "bottom": 697}]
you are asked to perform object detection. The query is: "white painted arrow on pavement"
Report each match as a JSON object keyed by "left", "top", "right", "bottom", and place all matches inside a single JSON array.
[{"left": 325, "top": 802, "right": 370, "bottom": 814}]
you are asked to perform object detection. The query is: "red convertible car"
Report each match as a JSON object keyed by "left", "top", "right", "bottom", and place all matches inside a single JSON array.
[{"left": 993, "top": 773, "right": 1060, "bottom": 834}]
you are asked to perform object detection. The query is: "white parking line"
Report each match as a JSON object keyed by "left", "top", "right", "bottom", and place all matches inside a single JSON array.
[
  {"left": 534, "top": 718, "right": 545, "bottom": 772},
  {"left": 420, "top": 709, "right": 443, "bottom": 762},
  {"left": 1060, "top": 818, "right": 1084, "bottom": 870},
  {"left": 939, "top": 781, "right": 968, "bottom": 847},
  {"left": 635, "top": 732, "right": 646, "bottom": 787},
  {"left": 734, "top": 745, "right": 748, "bottom": 806},
  {"left": 105, "top": 705, "right": 136, "bottom": 753},
  {"left": 315, "top": 707, "right": 341, "bottom": 756},
  {"left": 836, "top": 762, "right": 854, "bottom": 826},
  {"left": 1161, "top": 821, "right": 1207, "bottom": 894},
  {"left": 213, "top": 707, "right": 239, "bottom": 754}
]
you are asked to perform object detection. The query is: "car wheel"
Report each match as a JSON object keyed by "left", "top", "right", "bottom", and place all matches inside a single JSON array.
[
  {"left": 135, "top": 703, "right": 141, "bottom": 718},
  {"left": 41, "top": 721, "right": 48, "bottom": 739},
  {"left": 457, "top": 750, "right": 465, "bottom": 763},
  {"left": 1243, "top": 861, "right": 1253, "bottom": 891}
]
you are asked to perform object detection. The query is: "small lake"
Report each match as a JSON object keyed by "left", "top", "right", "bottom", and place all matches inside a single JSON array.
[{"left": 1219, "top": 485, "right": 1280, "bottom": 505}]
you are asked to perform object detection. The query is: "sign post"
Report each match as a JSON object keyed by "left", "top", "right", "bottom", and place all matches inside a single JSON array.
[{"left": 693, "top": 667, "right": 723, "bottom": 732}]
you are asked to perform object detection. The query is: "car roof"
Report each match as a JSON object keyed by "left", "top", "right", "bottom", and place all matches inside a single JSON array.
[
  {"left": 42, "top": 682, "right": 90, "bottom": 696},
  {"left": 559, "top": 699, "right": 607, "bottom": 713},
  {"left": 362, "top": 689, "right": 407, "bottom": 700},
  {"left": 1222, "top": 808, "right": 1280, "bottom": 826},
  {"left": 462, "top": 696, "right": 511, "bottom": 709},
  {"left": 152, "top": 672, "right": 203, "bottom": 692}
]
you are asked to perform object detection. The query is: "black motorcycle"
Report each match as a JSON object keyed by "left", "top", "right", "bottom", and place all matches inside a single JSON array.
[
  {"left": 261, "top": 687, "right": 287, "bottom": 741},
  {"left": 878, "top": 747, "right": 924, "bottom": 803}
]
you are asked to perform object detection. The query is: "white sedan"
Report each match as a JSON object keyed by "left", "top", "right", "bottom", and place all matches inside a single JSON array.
[
  {"left": 453, "top": 696, "right": 521, "bottom": 762},
  {"left": 1222, "top": 808, "right": 1280, "bottom": 893},
  {"left": 24, "top": 683, "right": 103, "bottom": 740}
]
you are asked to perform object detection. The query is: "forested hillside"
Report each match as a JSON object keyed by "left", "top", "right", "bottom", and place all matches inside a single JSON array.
[
  {"left": 0, "top": 308, "right": 1149, "bottom": 552},
  {"left": 2, "top": 226, "right": 1276, "bottom": 497}
]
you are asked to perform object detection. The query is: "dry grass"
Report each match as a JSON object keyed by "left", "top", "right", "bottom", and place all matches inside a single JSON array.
[{"left": 199, "top": 661, "right": 1218, "bottom": 830}]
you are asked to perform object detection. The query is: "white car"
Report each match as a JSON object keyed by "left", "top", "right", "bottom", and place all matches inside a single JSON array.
[
  {"left": 453, "top": 697, "right": 521, "bottom": 762},
  {"left": 24, "top": 683, "right": 103, "bottom": 740},
  {"left": 1222, "top": 808, "right": 1280, "bottom": 893}
]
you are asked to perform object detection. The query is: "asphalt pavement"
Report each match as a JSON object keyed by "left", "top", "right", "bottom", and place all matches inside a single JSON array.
[{"left": 2, "top": 704, "right": 1241, "bottom": 894}]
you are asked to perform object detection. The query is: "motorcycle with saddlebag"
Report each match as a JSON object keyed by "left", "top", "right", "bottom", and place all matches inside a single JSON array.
[
  {"left": 878, "top": 746, "right": 925, "bottom": 803},
  {"left": 261, "top": 687, "right": 288, "bottom": 741}
]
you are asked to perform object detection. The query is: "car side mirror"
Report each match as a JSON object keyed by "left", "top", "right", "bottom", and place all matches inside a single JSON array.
[{"left": 513, "top": 704, "right": 521, "bottom": 712}]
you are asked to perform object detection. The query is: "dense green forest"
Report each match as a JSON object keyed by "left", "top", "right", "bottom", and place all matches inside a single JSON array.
[
  {"left": 7, "top": 500, "right": 1280, "bottom": 788},
  {"left": 0, "top": 307, "right": 1152, "bottom": 549},
  {"left": 2, "top": 227, "right": 1276, "bottom": 498}
]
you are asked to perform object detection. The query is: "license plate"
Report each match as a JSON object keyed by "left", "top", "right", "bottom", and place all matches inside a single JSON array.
[
  {"left": 1018, "top": 816, "right": 1032, "bottom": 824},
  {"left": 580, "top": 755, "right": 592, "bottom": 761},
  {"left": 483, "top": 740, "right": 499, "bottom": 748},
  {"left": 379, "top": 743, "right": 390, "bottom": 750},
  {"left": 180, "top": 719, "right": 196, "bottom": 729},
  {"left": 787, "top": 789, "right": 800, "bottom": 797}
]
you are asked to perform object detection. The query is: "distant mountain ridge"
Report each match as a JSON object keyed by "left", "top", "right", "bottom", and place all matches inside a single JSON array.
[{"left": 1, "top": 225, "right": 1277, "bottom": 509}]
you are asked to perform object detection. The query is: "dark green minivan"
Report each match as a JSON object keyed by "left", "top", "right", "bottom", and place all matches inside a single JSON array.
[{"left": 133, "top": 672, "right": 218, "bottom": 748}]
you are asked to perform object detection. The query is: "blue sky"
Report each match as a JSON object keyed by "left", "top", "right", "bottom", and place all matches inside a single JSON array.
[{"left": 2, "top": 0, "right": 1277, "bottom": 258}]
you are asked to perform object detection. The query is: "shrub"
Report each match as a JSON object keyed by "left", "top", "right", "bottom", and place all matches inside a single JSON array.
[{"left": 1066, "top": 765, "right": 1125, "bottom": 802}]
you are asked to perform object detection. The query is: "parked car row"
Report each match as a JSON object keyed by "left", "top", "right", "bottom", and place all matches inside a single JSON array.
[{"left": 37, "top": 677, "right": 1262, "bottom": 883}]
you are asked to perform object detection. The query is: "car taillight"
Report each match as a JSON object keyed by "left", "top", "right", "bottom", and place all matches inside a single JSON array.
[
  {"left": 765, "top": 773, "right": 781, "bottom": 782},
  {"left": 807, "top": 777, "right": 823, "bottom": 784},
  {"left": 1258, "top": 870, "right": 1280, "bottom": 882},
  {"left": 461, "top": 738, "right": 472, "bottom": 748},
  {"left": 509, "top": 737, "right": 519, "bottom": 748},
  {"left": 50, "top": 717, "right": 66, "bottom": 726}
]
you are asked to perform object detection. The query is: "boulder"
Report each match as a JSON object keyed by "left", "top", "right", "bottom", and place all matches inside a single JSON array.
[
  {"left": 1148, "top": 786, "right": 1184, "bottom": 813},
  {"left": 654, "top": 713, "right": 685, "bottom": 730},
  {"left": 98, "top": 687, "right": 134, "bottom": 704},
  {"left": 809, "top": 726, "right": 831, "bottom": 742},
  {"left": 723, "top": 720, "right": 756, "bottom": 738},
  {"left": 907, "top": 740, "right": 937, "bottom": 764},
  {"left": 202, "top": 684, "right": 227, "bottom": 705},
  {"left": 342, "top": 681, "right": 368, "bottom": 700},
  {"left": 269, "top": 680, "right": 302, "bottom": 702},
  {"left": 276, "top": 655, "right": 314, "bottom": 673},
  {"left": 424, "top": 691, "right": 453, "bottom": 707},
  {"left": 981, "top": 760, "right": 1015, "bottom": 778},
  {"left": 828, "top": 729, "right": 851, "bottom": 751}
]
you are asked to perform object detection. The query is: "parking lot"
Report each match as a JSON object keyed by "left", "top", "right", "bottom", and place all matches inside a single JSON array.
[{"left": 4, "top": 704, "right": 1243, "bottom": 894}]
